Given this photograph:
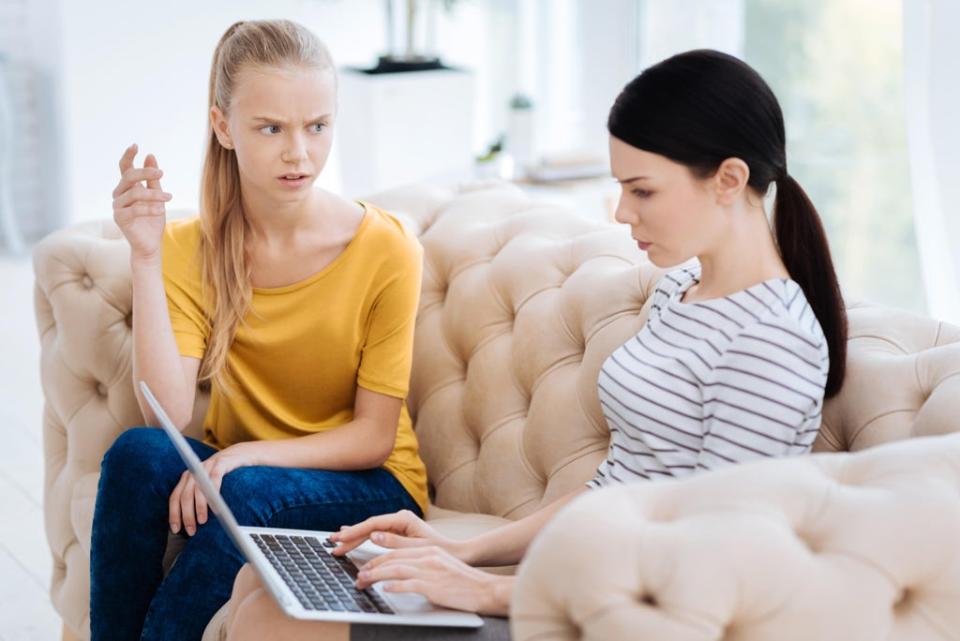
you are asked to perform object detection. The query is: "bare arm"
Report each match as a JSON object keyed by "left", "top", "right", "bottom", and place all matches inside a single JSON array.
[
  {"left": 113, "top": 144, "right": 199, "bottom": 429},
  {"left": 462, "top": 487, "right": 587, "bottom": 566},
  {"left": 130, "top": 256, "right": 200, "bottom": 429},
  {"left": 249, "top": 386, "right": 401, "bottom": 470},
  {"left": 332, "top": 486, "right": 589, "bottom": 568}
]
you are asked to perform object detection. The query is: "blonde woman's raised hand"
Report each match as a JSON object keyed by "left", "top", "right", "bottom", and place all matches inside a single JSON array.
[{"left": 112, "top": 144, "right": 173, "bottom": 262}]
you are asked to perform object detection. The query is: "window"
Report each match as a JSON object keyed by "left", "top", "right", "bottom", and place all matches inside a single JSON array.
[{"left": 744, "top": 0, "right": 923, "bottom": 312}]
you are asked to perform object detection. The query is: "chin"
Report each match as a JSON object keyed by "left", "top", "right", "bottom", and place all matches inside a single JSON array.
[{"left": 645, "top": 249, "right": 689, "bottom": 270}]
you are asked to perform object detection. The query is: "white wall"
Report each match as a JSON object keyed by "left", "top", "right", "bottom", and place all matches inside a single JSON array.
[
  {"left": 56, "top": 0, "right": 391, "bottom": 224},
  {"left": 54, "top": 0, "right": 546, "bottom": 225},
  {"left": 52, "top": 0, "right": 645, "bottom": 225}
]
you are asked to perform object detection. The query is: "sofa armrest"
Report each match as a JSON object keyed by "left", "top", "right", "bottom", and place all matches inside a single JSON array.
[
  {"left": 33, "top": 218, "right": 208, "bottom": 639},
  {"left": 511, "top": 433, "right": 960, "bottom": 641}
]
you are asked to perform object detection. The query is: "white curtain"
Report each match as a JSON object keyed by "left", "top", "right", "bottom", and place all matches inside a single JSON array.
[
  {"left": 0, "top": 0, "right": 66, "bottom": 249},
  {"left": 903, "top": 0, "right": 960, "bottom": 323}
]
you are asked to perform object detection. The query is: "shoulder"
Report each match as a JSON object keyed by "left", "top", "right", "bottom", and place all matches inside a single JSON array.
[
  {"left": 360, "top": 202, "right": 424, "bottom": 269},
  {"left": 653, "top": 264, "right": 700, "bottom": 301},
  {"left": 726, "top": 304, "right": 829, "bottom": 383},
  {"left": 162, "top": 215, "right": 201, "bottom": 248},
  {"left": 161, "top": 216, "right": 202, "bottom": 275}
]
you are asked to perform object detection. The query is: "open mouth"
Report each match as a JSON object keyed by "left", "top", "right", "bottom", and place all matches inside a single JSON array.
[{"left": 277, "top": 174, "right": 311, "bottom": 188}]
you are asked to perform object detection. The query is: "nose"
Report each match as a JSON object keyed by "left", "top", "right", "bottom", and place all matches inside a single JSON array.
[
  {"left": 281, "top": 131, "right": 308, "bottom": 164},
  {"left": 613, "top": 193, "right": 635, "bottom": 225}
]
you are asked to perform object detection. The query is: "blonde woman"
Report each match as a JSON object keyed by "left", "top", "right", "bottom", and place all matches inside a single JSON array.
[{"left": 90, "top": 20, "right": 428, "bottom": 641}]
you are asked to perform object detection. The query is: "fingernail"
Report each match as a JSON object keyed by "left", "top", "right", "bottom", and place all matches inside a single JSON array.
[
  {"left": 186, "top": 526, "right": 195, "bottom": 536},
  {"left": 170, "top": 523, "right": 179, "bottom": 534},
  {"left": 372, "top": 532, "right": 383, "bottom": 542},
  {"left": 357, "top": 571, "right": 368, "bottom": 580}
]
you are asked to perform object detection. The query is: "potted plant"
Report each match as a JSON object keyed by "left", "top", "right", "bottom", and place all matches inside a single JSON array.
[{"left": 370, "top": 0, "right": 461, "bottom": 73}]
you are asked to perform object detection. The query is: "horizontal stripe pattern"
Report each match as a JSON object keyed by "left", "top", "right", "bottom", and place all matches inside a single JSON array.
[{"left": 588, "top": 265, "right": 829, "bottom": 489}]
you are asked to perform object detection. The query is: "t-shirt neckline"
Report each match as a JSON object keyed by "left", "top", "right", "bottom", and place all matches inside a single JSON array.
[
  {"left": 671, "top": 271, "right": 790, "bottom": 307},
  {"left": 252, "top": 201, "right": 371, "bottom": 295}
]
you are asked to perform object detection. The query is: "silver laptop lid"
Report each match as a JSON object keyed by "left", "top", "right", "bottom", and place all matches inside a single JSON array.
[{"left": 137, "top": 380, "right": 294, "bottom": 606}]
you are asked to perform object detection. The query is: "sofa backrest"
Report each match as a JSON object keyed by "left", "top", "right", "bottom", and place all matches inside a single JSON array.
[
  {"left": 368, "top": 183, "right": 960, "bottom": 518},
  {"left": 33, "top": 183, "right": 960, "bottom": 530},
  {"left": 369, "top": 184, "right": 667, "bottom": 518}
]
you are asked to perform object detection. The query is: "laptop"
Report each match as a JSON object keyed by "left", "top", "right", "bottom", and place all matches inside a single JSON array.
[{"left": 139, "top": 380, "right": 484, "bottom": 628}]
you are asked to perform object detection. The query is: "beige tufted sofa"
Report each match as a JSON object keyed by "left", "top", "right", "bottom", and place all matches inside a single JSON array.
[{"left": 33, "top": 182, "right": 960, "bottom": 641}]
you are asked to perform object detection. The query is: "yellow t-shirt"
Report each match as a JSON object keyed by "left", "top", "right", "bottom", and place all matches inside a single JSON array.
[{"left": 161, "top": 203, "right": 428, "bottom": 513}]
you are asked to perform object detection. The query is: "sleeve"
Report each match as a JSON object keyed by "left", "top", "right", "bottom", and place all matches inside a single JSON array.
[
  {"left": 161, "top": 224, "right": 208, "bottom": 360},
  {"left": 585, "top": 454, "right": 615, "bottom": 490},
  {"left": 356, "top": 239, "right": 424, "bottom": 399},
  {"left": 696, "top": 316, "right": 827, "bottom": 471}
]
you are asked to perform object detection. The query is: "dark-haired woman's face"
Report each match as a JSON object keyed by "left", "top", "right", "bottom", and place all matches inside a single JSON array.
[{"left": 610, "top": 136, "right": 722, "bottom": 268}]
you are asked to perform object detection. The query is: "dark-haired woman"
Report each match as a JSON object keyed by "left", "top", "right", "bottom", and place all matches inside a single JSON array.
[{"left": 224, "top": 48, "right": 846, "bottom": 641}]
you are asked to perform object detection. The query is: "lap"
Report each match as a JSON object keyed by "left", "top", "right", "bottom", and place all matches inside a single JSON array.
[
  {"left": 226, "top": 572, "right": 510, "bottom": 641},
  {"left": 219, "top": 466, "right": 420, "bottom": 529}
]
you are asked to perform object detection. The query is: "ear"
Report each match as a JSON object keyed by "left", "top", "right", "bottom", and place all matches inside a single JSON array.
[
  {"left": 210, "top": 105, "right": 235, "bottom": 150},
  {"left": 713, "top": 157, "right": 750, "bottom": 205}
]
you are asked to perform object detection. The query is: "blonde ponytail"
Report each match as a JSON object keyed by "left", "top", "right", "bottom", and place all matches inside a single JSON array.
[{"left": 197, "top": 20, "right": 334, "bottom": 392}]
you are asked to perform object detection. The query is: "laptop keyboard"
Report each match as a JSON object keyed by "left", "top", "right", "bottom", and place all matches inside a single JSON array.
[{"left": 251, "top": 533, "right": 395, "bottom": 614}]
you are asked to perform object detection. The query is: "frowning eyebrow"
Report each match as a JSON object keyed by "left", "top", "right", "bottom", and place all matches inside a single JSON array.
[
  {"left": 251, "top": 114, "right": 331, "bottom": 124},
  {"left": 616, "top": 176, "right": 651, "bottom": 184}
]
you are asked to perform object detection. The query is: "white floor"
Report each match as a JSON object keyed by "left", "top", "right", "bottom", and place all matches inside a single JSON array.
[{"left": 0, "top": 255, "right": 60, "bottom": 640}]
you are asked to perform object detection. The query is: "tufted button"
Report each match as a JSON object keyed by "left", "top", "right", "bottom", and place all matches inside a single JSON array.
[
  {"left": 894, "top": 587, "right": 912, "bottom": 609},
  {"left": 81, "top": 275, "right": 94, "bottom": 289},
  {"left": 124, "top": 313, "right": 133, "bottom": 328},
  {"left": 95, "top": 382, "right": 108, "bottom": 398},
  {"left": 793, "top": 529, "right": 821, "bottom": 554},
  {"left": 639, "top": 592, "right": 658, "bottom": 607}
]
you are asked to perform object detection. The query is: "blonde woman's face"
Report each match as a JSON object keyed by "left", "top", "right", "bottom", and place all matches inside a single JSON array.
[
  {"left": 212, "top": 65, "right": 337, "bottom": 203},
  {"left": 609, "top": 135, "right": 723, "bottom": 268}
]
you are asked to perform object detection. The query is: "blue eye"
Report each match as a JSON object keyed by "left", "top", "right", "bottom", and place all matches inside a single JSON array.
[
  {"left": 310, "top": 123, "right": 326, "bottom": 133},
  {"left": 260, "top": 125, "right": 280, "bottom": 135}
]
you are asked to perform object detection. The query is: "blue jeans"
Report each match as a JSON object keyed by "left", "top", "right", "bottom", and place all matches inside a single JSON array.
[{"left": 90, "top": 427, "right": 421, "bottom": 641}]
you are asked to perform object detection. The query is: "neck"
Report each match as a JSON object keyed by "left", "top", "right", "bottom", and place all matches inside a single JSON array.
[
  {"left": 695, "top": 202, "right": 788, "bottom": 298},
  {"left": 241, "top": 186, "right": 324, "bottom": 246}
]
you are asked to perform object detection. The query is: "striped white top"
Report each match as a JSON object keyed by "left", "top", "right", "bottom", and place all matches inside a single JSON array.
[{"left": 588, "top": 265, "right": 829, "bottom": 488}]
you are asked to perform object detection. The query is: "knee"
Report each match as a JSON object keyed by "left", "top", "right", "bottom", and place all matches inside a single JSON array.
[
  {"left": 220, "top": 466, "right": 277, "bottom": 523},
  {"left": 230, "top": 564, "right": 263, "bottom": 605},
  {"left": 101, "top": 427, "right": 168, "bottom": 474},
  {"left": 227, "top": 589, "right": 349, "bottom": 641},
  {"left": 225, "top": 589, "right": 283, "bottom": 641}
]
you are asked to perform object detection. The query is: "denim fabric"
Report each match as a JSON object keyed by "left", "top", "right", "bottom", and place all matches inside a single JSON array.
[{"left": 90, "top": 427, "right": 421, "bottom": 641}]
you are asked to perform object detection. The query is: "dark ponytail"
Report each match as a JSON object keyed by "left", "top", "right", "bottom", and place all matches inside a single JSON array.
[
  {"left": 609, "top": 49, "right": 846, "bottom": 397},
  {"left": 773, "top": 175, "right": 846, "bottom": 397}
]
